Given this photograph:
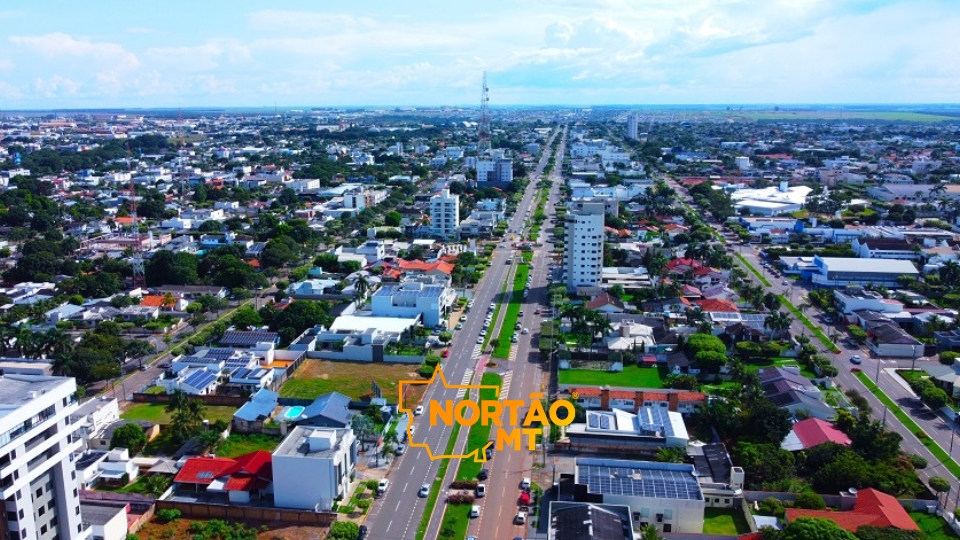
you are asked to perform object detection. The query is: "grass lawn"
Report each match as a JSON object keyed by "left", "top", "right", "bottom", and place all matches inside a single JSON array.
[
  {"left": 855, "top": 372, "right": 960, "bottom": 478},
  {"left": 278, "top": 360, "right": 427, "bottom": 406},
  {"left": 897, "top": 369, "right": 928, "bottom": 385},
  {"left": 456, "top": 373, "right": 502, "bottom": 481},
  {"left": 437, "top": 504, "right": 472, "bottom": 540},
  {"left": 911, "top": 511, "right": 960, "bottom": 539},
  {"left": 96, "top": 473, "right": 170, "bottom": 495},
  {"left": 493, "top": 264, "right": 530, "bottom": 359},
  {"left": 121, "top": 403, "right": 236, "bottom": 425},
  {"left": 558, "top": 364, "right": 664, "bottom": 389},
  {"left": 143, "top": 386, "right": 166, "bottom": 394},
  {"left": 702, "top": 508, "right": 752, "bottom": 535},
  {"left": 744, "top": 357, "right": 817, "bottom": 379},
  {"left": 217, "top": 433, "right": 282, "bottom": 458}
]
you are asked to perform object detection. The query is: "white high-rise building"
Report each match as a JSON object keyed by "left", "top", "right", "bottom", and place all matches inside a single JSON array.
[
  {"left": 474, "top": 158, "right": 513, "bottom": 183},
  {"left": 627, "top": 114, "right": 639, "bottom": 140},
  {"left": 735, "top": 156, "right": 751, "bottom": 170},
  {"left": 430, "top": 188, "right": 460, "bottom": 238},
  {"left": 0, "top": 375, "right": 86, "bottom": 540},
  {"left": 563, "top": 202, "right": 605, "bottom": 289}
]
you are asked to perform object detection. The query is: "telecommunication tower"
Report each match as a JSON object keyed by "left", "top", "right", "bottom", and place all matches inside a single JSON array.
[
  {"left": 127, "top": 145, "right": 146, "bottom": 288},
  {"left": 477, "top": 72, "right": 491, "bottom": 156}
]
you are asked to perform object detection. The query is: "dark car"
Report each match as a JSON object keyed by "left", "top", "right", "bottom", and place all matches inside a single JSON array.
[
  {"left": 477, "top": 468, "right": 489, "bottom": 480},
  {"left": 357, "top": 525, "right": 368, "bottom": 540}
]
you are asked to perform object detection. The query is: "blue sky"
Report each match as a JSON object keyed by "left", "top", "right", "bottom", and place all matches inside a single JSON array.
[{"left": 0, "top": 0, "right": 956, "bottom": 108}]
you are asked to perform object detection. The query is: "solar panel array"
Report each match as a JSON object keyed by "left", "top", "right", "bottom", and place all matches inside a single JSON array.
[
  {"left": 577, "top": 464, "right": 702, "bottom": 500},
  {"left": 183, "top": 370, "right": 218, "bottom": 390},
  {"left": 219, "top": 331, "right": 279, "bottom": 346}
]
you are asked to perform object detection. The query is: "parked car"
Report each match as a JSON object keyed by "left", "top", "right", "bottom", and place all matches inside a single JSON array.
[
  {"left": 477, "top": 468, "right": 489, "bottom": 480},
  {"left": 357, "top": 525, "right": 368, "bottom": 540},
  {"left": 441, "top": 349, "right": 450, "bottom": 358},
  {"left": 521, "top": 477, "right": 531, "bottom": 490},
  {"left": 414, "top": 405, "right": 424, "bottom": 416},
  {"left": 514, "top": 511, "right": 527, "bottom": 524},
  {"left": 395, "top": 444, "right": 405, "bottom": 455},
  {"left": 476, "top": 484, "right": 486, "bottom": 498},
  {"left": 470, "top": 505, "right": 481, "bottom": 518},
  {"left": 377, "top": 479, "right": 389, "bottom": 494},
  {"left": 418, "top": 484, "right": 429, "bottom": 497}
]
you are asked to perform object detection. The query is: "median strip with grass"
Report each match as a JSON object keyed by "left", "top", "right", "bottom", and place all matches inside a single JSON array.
[
  {"left": 493, "top": 264, "right": 530, "bottom": 359},
  {"left": 415, "top": 421, "right": 462, "bottom": 540},
  {"left": 736, "top": 253, "right": 772, "bottom": 287},
  {"left": 854, "top": 371, "right": 960, "bottom": 478},
  {"left": 435, "top": 373, "right": 502, "bottom": 540},
  {"left": 779, "top": 295, "right": 840, "bottom": 352}
]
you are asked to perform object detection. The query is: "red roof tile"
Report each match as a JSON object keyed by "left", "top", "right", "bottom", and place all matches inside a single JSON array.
[
  {"left": 573, "top": 387, "right": 602, "bottom": 397},
  {"left": 399, "top": 259, "right": 454, "bottom": 275},
  {"left": 609, "top": 390, "right": 635, "bottom": 399},
  {"left": 174, "top": 451, "right": 273, "bottom": 492},
  {"left": 174, "top": 457, "right": 238, "bottom": 485},
  {"left": 792, "top": 418, "right": 851, "bottom": 448},
  {"left": 787, "top": 489, "right": 918, "bottom": 532},
  {"left": 696, "top": 298, "right": 740, "bottom": 313}
]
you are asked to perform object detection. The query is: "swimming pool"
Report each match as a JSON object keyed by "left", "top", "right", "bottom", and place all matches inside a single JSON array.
[{"left": 284, "top": 406, "right": 305, "bottom": 419}]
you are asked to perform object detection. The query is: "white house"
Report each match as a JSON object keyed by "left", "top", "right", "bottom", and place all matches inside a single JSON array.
[
  {"left": 371, "top": 281, "right": 456, "bottom": 327},
  {"left": 272, "top": 427, "right": 357, "bottom": 511}
]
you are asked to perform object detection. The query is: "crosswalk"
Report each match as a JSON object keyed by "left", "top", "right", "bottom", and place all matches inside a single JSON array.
[
  {"left": 471, "top": 345, "right": 482, "bottom": 361},
  {"left": 499, "top": 371, "right": 513, "bottom": 400},
  {"left": 456, "top": 369, "right": 474, "bottom": 399}
]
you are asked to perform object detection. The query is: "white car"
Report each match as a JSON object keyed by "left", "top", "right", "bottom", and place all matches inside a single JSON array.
[
  {"left": 521, "top": 477, "right": 531, "bottom": 490},
  {"left": 418, "top": 484, "right": 430, "bottom": 497},
  {"left": 521, "top": 328, "right": 529, "bottom": 334},
  {"left": 414, "top": 405, "right": 424, "bottom": 416},
  {"left": 470, "top": 505, "right": 481, "bottom": 518},
  {"left": 378, "top": 479, "right": 390, "bottom": 494},
  {"left": 476, "top": 484, "right": 486, "bottom": 498},
  {"left": 514, "top": 511, "right": 527, "bottom": 524},
  {"left": 477, "top": 337, "right": 484, "bottom": 344}
]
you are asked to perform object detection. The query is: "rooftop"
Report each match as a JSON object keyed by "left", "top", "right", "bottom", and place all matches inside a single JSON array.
[
  {"left": 575, "top": 458, "right": 703, "bottom": 501},
  {"left": 273, "top": 426, "right": 351, "bottom": 459}
]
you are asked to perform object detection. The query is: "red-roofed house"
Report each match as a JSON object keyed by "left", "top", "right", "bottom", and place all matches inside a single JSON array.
[
  {"left": 781, "top": 418, "right": 852, "bottom": 451},
  {"left": 696, "top": 298, "right": 740, "bottom": 313},
  {"left": 585, "top": 292, "right": 625, "bottom": 313},
  {"left": 139, "top": 294, "right": 187, "bottom": 312},
  {"left": 398, "top": 259, "right": 454, "bottom": 276},
  {"left": 785, "top": 488, "right": 919, "bottom": 533},
  {"left": 174, "top": 451, "right": 272, "bottom": 503}
]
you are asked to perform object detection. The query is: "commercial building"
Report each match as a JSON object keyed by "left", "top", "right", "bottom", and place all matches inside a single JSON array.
[
  {"left": 371, "top": 282, "right": 456, "bottom": 328},
  {"left": 564, "top": 202, "right": 605, "bottom": 289},
  {"left": 833, "top": 287, "right": 904, "bottom": 315},
  {"left": 475, "top": 158, "right": 513, "bottom": 183},
  {"left": 0, "top": 375, "right": 86, "bottom": 540},
  {"left": 729, "top": 182, "right": 812, "bottom": 216},
  {"left": 429, "top": 188, "right": 459, "bottom": 238},
  {"left": 564, "top": 406, "right": 689, "bottom": 453},
  {"left": 272, "top": 427, "right": 357, "bottom": 511},
  {"left": 807, "top": 256, "right": 919, "bottom": 288},
  {"left": 571, "top": 458, "right": 705, "bottom": 534}
]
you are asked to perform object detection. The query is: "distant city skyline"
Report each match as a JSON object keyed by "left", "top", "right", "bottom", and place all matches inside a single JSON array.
[{"left": 0, "top": 0, "right": 957, "bottom": 109}]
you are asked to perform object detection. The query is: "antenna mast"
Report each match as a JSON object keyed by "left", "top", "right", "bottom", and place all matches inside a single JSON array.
[
  {"left": 127, "top": 145, "right": 146, "bottom": 289},
  {"left": 178, "top": 109, "right": 187, "bottom": 208},
  {"left": 478, "top": 71, "right": 491, "bottom": 156}
]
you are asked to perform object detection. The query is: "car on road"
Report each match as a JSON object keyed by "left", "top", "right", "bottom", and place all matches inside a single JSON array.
[
  {"left": 455, "top": 323, "right": 463, "bottom": 330},
  {"left": 441, "top": 349, "right": 450, "bottom": 358},
  {"left": 514, "top": 511, "right": 527, "bottom": 524},
  {"left": 782, "top": 280, "right": 790, "bottom": 285},
  {"left": 476, "top": 484, "right": 486, "bottom": 498},
  {"left": 418, "top": 484, "right": 429, "bottom": 497},
  {"left": 395, "top": 444, "right": 405, "bottom": 455},
  {"left": 480, "top": 330, "right": 487, "bottom": 337},
  {"left": 470, "top": 505, "right": 481, "bottom": 518},
  {"left": 477, "top": 468, "right": 489, "bottom": 480},
  {"left": 477, "top": 337, "right": 484, "bottom": 344},
  {"left": 521, "top": 328, "right": 529, "bottom": 334},
  {"left": 377, "top": 479, "right": 390, "bottom": 494},
  {"left": 357, "top": 525, "right": 368, "bottom": 540},
  {"left": 511, "top": 335, "right": 519, "bottom": 343},
  {"left": 851, "top": 355, "right": 862, "bottom": 364},
  {"left": 521, "top": 477, "right": 531, "bottom": 490},
  {"left": 414, "top": 405, "right": 424, "bottom": 416}
]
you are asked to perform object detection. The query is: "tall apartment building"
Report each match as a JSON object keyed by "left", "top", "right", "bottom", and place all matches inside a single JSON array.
[
  {"left": 0, "top": 375, "right": 85, "bottom": 540},
  {"left": 475, "top": 159, "right": 513, "bottom": 183},
  {"left": 430, "top": 188, "right": 459, "bottom": 238},
  {"left": 563, "top": 202, "right": 605, "bottom": 289},
  {"left": 627, "top": 114, "right": 639, "bottom": 140}
]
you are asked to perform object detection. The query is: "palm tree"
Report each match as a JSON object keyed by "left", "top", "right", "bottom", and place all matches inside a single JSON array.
[
  {"left": 44, "top": 328, "right": 73, "bottom": 357},
  {"left": 640, "top": 525, "right": 665, "bottom": 540},
  {"left": 351, "top": 414, "right": 375, "bottom": 451},
  {"left": 940, "top": 260, "right": 960, "bottom": 287},
  {"left": 764, "top": 311, "right": 793, "bottom": 339},
  {"left": 354, "top": 274, "right": 370, "bottom": 305},
  {"left": 762, "top": 292, "right": 781, "bottom": 312}
]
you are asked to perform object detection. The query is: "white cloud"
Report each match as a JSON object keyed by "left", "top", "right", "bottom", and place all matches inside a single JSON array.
[{"left": 9, "top": 33, "right": 139, "bottom": 70}]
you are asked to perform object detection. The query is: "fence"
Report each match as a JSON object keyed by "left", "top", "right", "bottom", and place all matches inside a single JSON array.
[
  {"left": 743, "top": 491, "right": 935, "bottom": 512},
  {"left": 155, "top": 500, "right": 338, "bottom": 526},
  {"left": 131, "top": 393, "right": 247, "bottom": 407}
]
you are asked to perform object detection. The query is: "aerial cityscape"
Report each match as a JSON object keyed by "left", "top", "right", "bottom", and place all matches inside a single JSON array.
[{"left": 2, "top": 3, "right": 960, "bottom": 540}]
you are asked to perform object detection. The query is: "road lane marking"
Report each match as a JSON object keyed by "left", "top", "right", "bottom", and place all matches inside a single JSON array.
[{"left": 499, "top": 371, "right": 513, "bottom": 399}]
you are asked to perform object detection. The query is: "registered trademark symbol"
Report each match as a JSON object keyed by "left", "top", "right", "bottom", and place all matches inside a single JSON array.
[{"left": 571, "top": 391, "right": 579, "bottom": 399}]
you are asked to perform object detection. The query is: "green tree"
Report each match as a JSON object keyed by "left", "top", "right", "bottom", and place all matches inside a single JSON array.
[
  {"left": 329, "top": 522, "right": 360, "bottom": 540},
  {"left": 384, "top": 211, "right": 402, "bottom": 227},
  {"left": 783, "top": 517, "right": 856, "bottom": 540},
  {"left": 794, "top": 491, "right": 826, "bottom": 510},
  {"left": 110, "top": 423, "right": 147, "bottom": 452},
  {"left": 230, "top": 306, "right": 263, "bottom": 330}
]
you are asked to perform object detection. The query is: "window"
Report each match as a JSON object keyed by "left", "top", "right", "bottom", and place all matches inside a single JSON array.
[
  {"left": 38, "top": 507, "right": 44, "bottom": 517},
  {"left": 35, "top": 488, "right": 42, "bottom": 498},
  {"left": 47, "top": 500, "right": 54, "bottom": 510},
  {"left": 656, "top": 514, "right": 663, "bottom": 523},
  {"left": 640, "top": 508, "right": 649, "bottom": 517},
  {"left": 663, "top": 524, "right": 672, "bottom": 533},
  {"left": 40, "top": 525, "right": 47, "bottom": 535},
  {"left": 663, "top": 510, "right": 673, "bottom": 519},
  {"left": 724, "top": 499, "right": 730, "bottom": 504}
]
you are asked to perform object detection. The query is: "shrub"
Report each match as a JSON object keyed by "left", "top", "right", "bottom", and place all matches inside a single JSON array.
[
  {"left": 418, "top": 365, "right": 435, "bottom": 378},
  {"left": 758, "top": 497, "right": 784, "bottom": 516},
  {"left": 940, "top": 351, "right": 960, "bottom": 365},
  {"left": 356, "top": 498, "right": 372, "bottom": 509},
  {"left": 450, "top": 480, "right": 479, "bottom": 489},
  {"left": 446, "top": 493, "right": 476, "bottom": 505},
  {"left": 366, "top": 479, "right": 380, "bottom": 491},
  {"left": 155, "top": 509, "right": 181, "bottom": 524},
  {"left": 908, "top": 454, "right": 928, "bottom": 469},
  {"left": 329, "top": 522, "right": 360, "bottom": 540},
  {"left": 794, "top": 491, "right": 826, "bottom": 510}
]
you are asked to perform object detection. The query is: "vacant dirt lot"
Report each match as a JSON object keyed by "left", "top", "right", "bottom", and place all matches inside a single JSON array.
[{"left": 279, "top": 360, "right": 427, "bottom": 408}]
